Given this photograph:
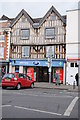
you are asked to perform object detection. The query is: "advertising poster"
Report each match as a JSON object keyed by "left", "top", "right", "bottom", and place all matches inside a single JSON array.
[
  {"left": 53, "top": 68, "right": 63, "bottom": 83},
  {"left": 34, "top": 72, "right": 36, "bottom": 82},
  {"left": 27, "top": 67, "right": 34, "bottom": 81}
]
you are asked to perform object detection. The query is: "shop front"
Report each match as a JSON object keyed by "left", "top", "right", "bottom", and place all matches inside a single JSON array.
[
  {"left": 10, "top": 59, "right": 66, "bottom": 83},
  {"left": 0, "top": 61, "right": 9, "bottom": 83}
]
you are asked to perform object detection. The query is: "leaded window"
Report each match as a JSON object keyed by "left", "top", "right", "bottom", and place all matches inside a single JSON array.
[{"left": 21, "top": 46, "right": 30, "bottom": 58}]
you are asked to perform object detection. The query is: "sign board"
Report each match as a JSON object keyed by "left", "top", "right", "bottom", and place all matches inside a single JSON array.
[{"left": 11, "top": 60, "right": 65, "bottom": 67}]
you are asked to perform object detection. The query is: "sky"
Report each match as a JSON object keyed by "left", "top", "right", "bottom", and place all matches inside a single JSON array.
[{"left": 0, "top": 0, "right": 79, "bottom": 18}]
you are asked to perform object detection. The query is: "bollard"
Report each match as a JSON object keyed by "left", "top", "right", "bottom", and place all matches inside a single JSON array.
[{"left": 73, "top": 81, "right": 75, "bottom": 89}]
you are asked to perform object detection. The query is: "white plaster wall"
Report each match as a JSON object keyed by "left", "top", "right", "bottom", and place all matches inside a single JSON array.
[
  {"left": 66, "top": 10, "right": 79, "bottom": 85},
  {"left": 66, "top": 62, "right": 78, "bottom": 85}
]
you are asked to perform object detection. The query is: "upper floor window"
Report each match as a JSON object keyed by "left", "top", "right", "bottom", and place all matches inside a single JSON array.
[
  {"left": 75, "top": 63, "right": 78, "bottom": 67},
  {"left": 21, "top": 46, "right": 30, "bottom": 58},
  {"left": 46, "top": 46, "right": 55, "bottom": 58},
  {"left": 51, "top": 16, "right": 55, "bottom": 21},
  {"left": 20, "top": 29, "right": 30, "bottom": 40},
  {"left": 0, "top": 34, "right": 5, "bottom": 42},
  {"left": 45, "top": 28, "right": 55, "bottom": 39},
  {"left": 0, "top": 47, "right": 4, "bottom": 58},
  {"left": 70, "top": 63, "right": 74, "bottom": 67},
  {"left": 22, "top": 18, "right": 25, "bottom": 22}
]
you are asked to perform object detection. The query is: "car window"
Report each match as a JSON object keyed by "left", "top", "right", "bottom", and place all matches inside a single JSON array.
[
  {"left": 23, "top": 74, "right": 27, "bottom": 79},
  {"left": 19, "top": 74, "right": 24, "bottom": 78},
  {"left": 27, "top": 75, "right": 32, "bottom": 80},
  {"left": 4, "top": 74, "right": 15, "bottom": 79}
]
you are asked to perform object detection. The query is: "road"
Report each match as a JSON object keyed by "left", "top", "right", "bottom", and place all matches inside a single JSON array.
[{"left": 0, "top": 87, "right": 79, "bottom": 119}]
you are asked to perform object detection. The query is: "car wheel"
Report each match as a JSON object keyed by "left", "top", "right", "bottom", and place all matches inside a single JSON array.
[
  {"left": 16, "top": 83, "right": 21, "bottom": 90},
  {"left": 2, "top": 86, "right": 6, "bottom": 89},
  {"left": 31, "top": 83, "right": 34, "bottom": 89}
]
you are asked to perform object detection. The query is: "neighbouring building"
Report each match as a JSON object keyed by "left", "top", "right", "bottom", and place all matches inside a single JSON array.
[
  {"left": 66, "top": 9, "right": 80, "bottom": 85},
  {"left": 9, "top": 6, "right": 66, "bottom": 83},
  {"left": 0, "top": 15, "right": 11, "bottom": 79}
]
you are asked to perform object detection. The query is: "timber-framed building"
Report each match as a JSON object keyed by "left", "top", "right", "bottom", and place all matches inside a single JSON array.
[{"left": 9, "top": 6, "right": 66, "bottom": 83}]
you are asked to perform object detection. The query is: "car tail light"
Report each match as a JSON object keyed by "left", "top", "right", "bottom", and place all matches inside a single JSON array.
[{"left": 14, "top": 78, "right": 17, "bottom": 81}]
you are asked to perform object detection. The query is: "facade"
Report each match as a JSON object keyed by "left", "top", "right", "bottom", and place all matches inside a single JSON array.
[
  {"left": 66, "top": 9, "right": 80, "bottom": 85},
  {"left": 0, "top": 15, "right": 11, "bottom": 78},
  {"left": 9, "top": 6, "right": 66, "bottom": 83}
]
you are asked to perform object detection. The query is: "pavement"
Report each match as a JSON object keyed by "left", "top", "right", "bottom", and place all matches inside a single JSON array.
[
  {"left": 34, "top": 82, "right": 79, "bottom": 92},
  {"left": 0, "top": 82, "right": 79, "bottom": 92}
]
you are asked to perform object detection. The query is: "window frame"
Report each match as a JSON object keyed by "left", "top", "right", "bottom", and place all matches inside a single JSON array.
[
  {"left": 21, "top": 46, "right": 30, "bottom": 58},
  {"left": 20, "top": 28, "right": 30, "bottom": 40},
  {"left": 45, "top": 27, "right": 55, "bottom": 39},
  {"left": 45, "top": 46, "right": 55, "bottom": 58},
  {"left": 0, "top": 34, "right": 5, "bottom": 42},
  {"left": 70, "top": 63, "right": 74, "bottom": 67},
  {"left": 75, "top": 63, "right": 78, "bottom": 67},
  {"left": 0, "top": 47, "right": 4, "bottom": 58}
]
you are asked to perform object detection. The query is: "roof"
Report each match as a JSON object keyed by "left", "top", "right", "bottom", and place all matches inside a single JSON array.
[
  {"left": 9, "top": 6, "right": 66, "bottom": 28},
  {"left": 33, "top": 18, "right": 42, "bottom": 23}
]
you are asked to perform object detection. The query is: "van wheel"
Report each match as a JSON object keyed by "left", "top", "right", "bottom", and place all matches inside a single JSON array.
[
  {"left": 31, "top": 83, "right": 34, "bottom": 89},
  {"left": 16, "top": 83, "right": 21, "bottom": 90}
]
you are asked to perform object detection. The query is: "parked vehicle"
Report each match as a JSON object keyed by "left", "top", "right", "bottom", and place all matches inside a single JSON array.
[{"left": 1, "top": 73, "right": 34, "bottom": 90}]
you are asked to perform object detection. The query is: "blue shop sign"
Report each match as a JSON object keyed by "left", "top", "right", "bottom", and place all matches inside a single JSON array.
[{"left": 10, "top": 59, "right": 65, "bottom": 67}]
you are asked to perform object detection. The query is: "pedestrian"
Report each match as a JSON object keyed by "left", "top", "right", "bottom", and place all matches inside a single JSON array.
[
  {"left": 1, "top": 67, "right": 5, "bottom": 77},
  {"left": 55, "top": 71, "right": 60, "bottom": 85},
  {"left": 75, "top": 73, "right": 79, "bottom": 86}
]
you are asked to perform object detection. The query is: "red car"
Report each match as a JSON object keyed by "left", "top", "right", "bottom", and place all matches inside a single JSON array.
[{"left": 1, "top": 73, "right": 34, "bottom": 90}]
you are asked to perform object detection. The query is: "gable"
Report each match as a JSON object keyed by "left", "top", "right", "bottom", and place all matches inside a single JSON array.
[
  {"left": 38, "top": 6, "right": 66, "bottom": 28},
  {"left": 10, "top": 9, "right": 33, "bottom": 28}
]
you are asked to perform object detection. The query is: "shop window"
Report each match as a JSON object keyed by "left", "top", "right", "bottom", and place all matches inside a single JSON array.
[
  {"left": 0, "top": 47, "right": 4, "bottom": 58},
  {"left": 75, "top": 63, "right": 78, "bottom": 67},
  {"left": 45, "top": 28, "right": 55, "bottom": 39},
  {"left": 20, "top": 29, "right": 30, "bottom": 40},
  {"left": 70, "top": 63, "right": 74, "bottom": 67},
  {"left": 15, "top": 66, "right": 19, "bottom": 73},
  {"left": 21, "top": 46, "right": 30, "bottom": 58}
]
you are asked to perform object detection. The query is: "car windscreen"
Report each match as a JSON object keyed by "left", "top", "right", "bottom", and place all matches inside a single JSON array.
[{"left": 3, "top": 74, "right": 15, "bottom": 79}]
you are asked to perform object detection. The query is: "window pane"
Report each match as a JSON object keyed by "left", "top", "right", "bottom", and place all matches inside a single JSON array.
[
  {"left": 0, "top": 47, "right": 4, "bottom": 58},
  {"left": 46, "top": 46, "right": 55, "bottom": 57},
  {"left": 75, "top": 63, "right": 78, "bottom": 67},
  {"left": 22, "top": 46, "right": 30, "bottom": 58},
  {"left": 51, "top": 16, "right": 55, "bottom": 21},
  {"left": 0, "top": 35, "right": 5, "bottom": 41},
  {"left": 45, "top": 28, "right": 54, "bottom": 38},
  {"left": 70, "top": 63, "right": 74, "bottom": 67},
  {"left": 21, "top": 29, "right": 29, "bottom": 39},
  {"left": 22, "top": 18, "right": 25, "bottom": 22}
]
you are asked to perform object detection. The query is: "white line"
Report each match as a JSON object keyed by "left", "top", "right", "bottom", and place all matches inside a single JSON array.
[
  {"left": 0, "top": 105, "right": 11, "bottom": 108},
  {"left": 14, "top": 106, "right": 62, "bottom": 116},
  {"left": 64, "top": 96, "right": 79, "bottom": 116},
  {"left": 3, "top": 91, "right": 73, "bottom": 98}
]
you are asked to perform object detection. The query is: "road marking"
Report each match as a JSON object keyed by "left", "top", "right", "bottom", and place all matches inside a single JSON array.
[
  {"left": 64, "top": 96, "right": 79, "bottom": 116},
  {"left": 3, "top": 91, "right": 73, "bottom": 98},
  {"left": 14, "top": 105, "right": 62, "bottom": 116},
  {"left": 0, "top": 105, "right": 11, "bottom": 108}
]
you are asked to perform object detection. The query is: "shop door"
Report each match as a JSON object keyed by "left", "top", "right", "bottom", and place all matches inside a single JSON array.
[
  {"left": 37, "top": 67, "right": 48, "bottom": 82},
  {"left": 42, "top": 67, "right": 48, "bottom": 82}
]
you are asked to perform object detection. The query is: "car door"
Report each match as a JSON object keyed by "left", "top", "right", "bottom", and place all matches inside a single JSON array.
[
  {"left": 23, "top": 74, "right": 28, "bottom": 87},
  {"left": 18, "top": 74, "right": 26, "bottom": 87}
]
